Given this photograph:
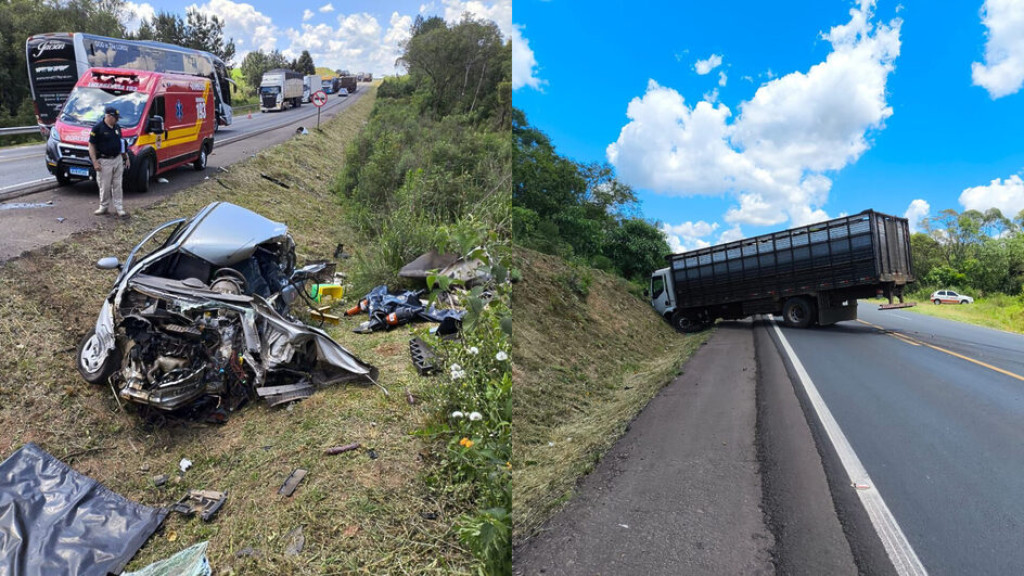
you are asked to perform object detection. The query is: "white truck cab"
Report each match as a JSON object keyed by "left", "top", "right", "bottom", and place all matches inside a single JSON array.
[{"left": 649, "top": 267, "right": 675, "bottom": 319}]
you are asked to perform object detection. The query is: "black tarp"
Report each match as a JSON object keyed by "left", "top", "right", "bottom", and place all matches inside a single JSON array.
[{"left": 0, "top": 443, "right": 167, "bottom": 576}]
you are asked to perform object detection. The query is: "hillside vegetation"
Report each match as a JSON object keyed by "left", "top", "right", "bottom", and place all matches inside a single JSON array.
[{"left": 510, "top": 249, "right": 709, "bottom": 542}]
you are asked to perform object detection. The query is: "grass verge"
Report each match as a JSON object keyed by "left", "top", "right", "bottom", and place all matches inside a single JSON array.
[
  {"left": 0, "top": 86, "right": 479, "bottom": 574},
  {"left": 510, "top": 248, "right": 709, "bottom": 543}
]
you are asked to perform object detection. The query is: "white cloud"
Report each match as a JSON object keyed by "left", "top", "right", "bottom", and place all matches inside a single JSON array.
[
  {"left": 959, "top": 173, "right": 1024, "bottom": 219},
  {"left": 971, "top": 0, "right": 1024, "bottom": 98},
  {"left": 319, "top": 3, "right": 335, "bottom": 13},
  {"left": 283, "top": 11, "right": 411, "bottom": 76},
  {"left": 903, "top": 199, "right": 930, "bottom": 233},
  {"left": 718, "top": 224, "right": 746, "bottom": 244},
  {"left": 694, "top": 54, "right": 723, "bottom": 75},
  {"left": 191, "top": 0, "right": 278, "bottom": 55},
  {"left": 719, "top": 71, "right": 728, "bottom": 87},
  {"left": 303, "top": 9, "right": 314, "bottom": 21},
  {"left": 607, "top": 1, "right": 900, "bottom": 228},
  {"left": 660, "top": 221, "right": 718, "bottom": 252},
  {"left": 121, "top": 2, "right": 156, "bottom": 33},
  {"left": 512, "top": 25, "right": 542, "bottom": 91}
]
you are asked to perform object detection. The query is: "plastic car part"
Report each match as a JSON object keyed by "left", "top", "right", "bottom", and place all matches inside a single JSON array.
[{"left": 171, "top": 490, "right": 227, "bottom": 522}]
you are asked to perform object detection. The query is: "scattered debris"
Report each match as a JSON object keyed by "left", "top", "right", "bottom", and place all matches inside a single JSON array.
[
  {"left": 284, "top": 526, "right": 305, "bottom": 556},
  {"left": 259, "top": 173, "right": 289, "bottom": 188},
  {"left": 405, "top": 387, "right": 417, "bottom": 405},
  {"left": 171, "top": 489, "right": 227, "bottom": 522},
  {"left": 324, "top": 442, "right": 361, "bottom": 455},
  {"left": 367, "top": 449, "right": 378, "bottom": 460},
  {"left": 333, "top": 243, "right": 350, "bottom": 259},
  {"left": 350, "top": 285, "right": 463, "bottom": 333},
  {"left": 152, "top": 474, "right": 168, "bottom": 487},
  {"left": 236, "top": 546, "right": 260, "bottom": 558},
  {"left": 57, "top": 217, "right": 66, "bottom": 223},
  {"left": 278, "top": 468, "right": 307, "bottom": 497},
  {"left": 179, "top": 458, "right": 192, "bottom": 473},
  {"left": 295, "top": 126, "right": 308, "bottom": 135},
  {"left": 0, "top": 200, "right": 55, "bottom": 211},
  {"left": 398, "top": 250, "right": 459, "bottom": 280},
  {"left": 0, "top": 443, "right": 167, "bottom": 576},
  {"left": 342, "top": 525, "right": 360, "bottom": 537},
  {"left": 420, "top": 511, "right": 438, "bottom": 520},
  {"left": 409, "top": 337, "right": 439, "bottom": 375},
  {"left": 256, "top": 383, "right": 315, "bottom": 407},
  {"left": 121, "top": 541, "right": 211, "bottom": 576},
  {"left": 157, "top": 177, "right": 169, "bottom": 183}
]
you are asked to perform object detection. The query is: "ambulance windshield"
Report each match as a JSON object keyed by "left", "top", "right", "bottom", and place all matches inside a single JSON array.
[{"left": 59, "top": 88, "right": 148, "bottom": 128}]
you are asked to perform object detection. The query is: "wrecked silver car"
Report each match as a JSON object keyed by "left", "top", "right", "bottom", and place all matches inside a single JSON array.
[{"left": 76, "top": 201, "right": 378, "bottom": 412}]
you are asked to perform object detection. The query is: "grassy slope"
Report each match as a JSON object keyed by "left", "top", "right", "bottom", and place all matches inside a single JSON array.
[
  {"left": 0, "top": 87, "right": 477, "bottom": 574},
  {"left": 510, "top": 249, "right": 709, "bottom": 543},
  {"left": 868, "top": 295, "right": 1024, "bottom": 335}
]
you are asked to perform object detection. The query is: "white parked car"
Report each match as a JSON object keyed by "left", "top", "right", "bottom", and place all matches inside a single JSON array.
[{"left": 930, "top": 289, "right": 974, "bottom": 305}]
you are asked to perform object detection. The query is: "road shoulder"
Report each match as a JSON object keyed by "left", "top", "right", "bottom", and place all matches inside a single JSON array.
[{"left": 514, "top": 321, "right": 773, "bottom": 576}]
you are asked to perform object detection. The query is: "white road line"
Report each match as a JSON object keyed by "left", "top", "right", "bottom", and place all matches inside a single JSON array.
[{"left": 770, "top": 319, "right": 928, "bottom": 576}]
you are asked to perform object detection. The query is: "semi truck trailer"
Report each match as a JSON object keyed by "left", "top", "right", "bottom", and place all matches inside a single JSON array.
[{"left": 649, "top": 210, "right": 915, "bottom": 332}]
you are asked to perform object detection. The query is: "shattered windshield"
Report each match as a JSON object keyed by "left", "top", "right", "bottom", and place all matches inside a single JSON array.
[{"left": 59, "top": 87, "right": 147, "bottom": 128}]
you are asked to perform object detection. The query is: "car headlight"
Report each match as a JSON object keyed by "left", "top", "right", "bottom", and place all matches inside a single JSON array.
[{"left": 49, "top": 126, "right": 60, "bottom": 141}]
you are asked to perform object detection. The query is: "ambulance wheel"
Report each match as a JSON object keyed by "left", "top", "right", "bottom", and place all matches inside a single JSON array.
[
  {"left": 132, "top": 155, "right": 154, "bottom": 193},
  {"left": 193, "top": 143, "right": 208, "bottom": 170}
]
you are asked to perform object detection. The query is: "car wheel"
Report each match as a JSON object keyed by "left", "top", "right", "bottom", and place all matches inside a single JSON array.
[
  {"left": 76, "top": 328, "right": 120, "bottom": 384},
  {"left": 782, "top": 297, "right": 814, "bottom": 328},
  {"left": 193, "top": 143, "right": 208, "bottom": 171},
  {"left": 933, "top": 299, "right": 941, "bottom": 305},
  {"left": 961, "top": 300, "right": 969, "bottom": 304},
  {"left": 131, "top": 154, "right": 153, "bottom": 193}
]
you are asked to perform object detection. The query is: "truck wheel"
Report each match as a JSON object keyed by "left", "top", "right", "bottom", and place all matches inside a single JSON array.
[
  {"left": 193, "top": 143, "right": 208, "bottom": 170},
  {"left": 782, "top": 297, "right": 813, "bottom": 328},
  {"left": 671, "top": 311, "right": 705, "bottom": 333},
  {"left": 76, "top": 328, "right": 120, "bottom": 385}
]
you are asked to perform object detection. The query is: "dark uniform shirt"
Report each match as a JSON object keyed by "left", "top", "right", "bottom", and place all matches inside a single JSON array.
[{"left": 89, "top": 120, "right": 123, "bottom": 158}]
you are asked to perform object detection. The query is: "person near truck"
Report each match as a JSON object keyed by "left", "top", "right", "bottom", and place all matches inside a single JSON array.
[{"left": 88, "top": 105, "right": 130, "bottom": 217}]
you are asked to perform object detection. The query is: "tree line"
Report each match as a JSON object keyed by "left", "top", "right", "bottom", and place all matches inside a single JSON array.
[{"left": 912, "top": 208, "right": 1024, "bottom": 297}]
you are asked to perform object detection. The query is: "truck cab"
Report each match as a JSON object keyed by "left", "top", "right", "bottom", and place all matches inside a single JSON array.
[{"left": 649, "top": 267, "right": 675, "bottom": 319}]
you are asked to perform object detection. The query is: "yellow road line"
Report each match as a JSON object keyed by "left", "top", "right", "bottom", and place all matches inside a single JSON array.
[{"left": 858, "top": 320, "right": 1024, "bottom": 382}]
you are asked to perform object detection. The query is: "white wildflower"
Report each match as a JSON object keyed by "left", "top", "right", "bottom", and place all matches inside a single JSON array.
[
  {"left": 469, "top": 411, "right": 483, "bottom": 421},
  {"left": 468, "top": 346, "right": 479, "bottom": 355},
  {"left": 495, "top": 350, "right": 509, "bottom": 361},
  {"left": 451, "top": 411, "right": 465, "bottom": 419}
]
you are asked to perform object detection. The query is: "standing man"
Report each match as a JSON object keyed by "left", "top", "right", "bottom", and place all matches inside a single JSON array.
[{"left": 88, "top": 105, "right": 130, "bottom": 217}]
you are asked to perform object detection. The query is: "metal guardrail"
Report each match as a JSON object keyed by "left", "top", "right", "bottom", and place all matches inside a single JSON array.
[{"left": 0, "top": 126, "right": 40, "bottom": 136}]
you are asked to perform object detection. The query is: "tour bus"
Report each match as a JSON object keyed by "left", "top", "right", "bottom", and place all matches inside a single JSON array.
[
  {"left": 25, "top": 32, "right": 233, "bottom": 137},
  {"left": 45, "top": 68, "right": 216, "bottom": 193}
]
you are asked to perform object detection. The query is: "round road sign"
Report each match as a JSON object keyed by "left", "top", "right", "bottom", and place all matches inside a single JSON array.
[{"left": 312, "top": 90, "right": 327, "bottom": 107}]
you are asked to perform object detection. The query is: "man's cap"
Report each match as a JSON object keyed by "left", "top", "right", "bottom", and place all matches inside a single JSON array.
[{"left": 104, "top": 106, "right": 119, "bottom": 117}]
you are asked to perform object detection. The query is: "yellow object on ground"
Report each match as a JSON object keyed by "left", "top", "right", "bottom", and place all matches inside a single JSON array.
[{"left": 310, "top": 284, "right": 344, "bottom": 303}]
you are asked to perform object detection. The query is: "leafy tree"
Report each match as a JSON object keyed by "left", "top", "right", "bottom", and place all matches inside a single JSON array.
[
  {"left": 604, "top": 218, "right": 672, "bottom": 282},
  {"left": 131, "top": 8, "right": 234, "bottom": 65},
  {"left": 296, "top": 50, "right": 316, "bottom": 75}
]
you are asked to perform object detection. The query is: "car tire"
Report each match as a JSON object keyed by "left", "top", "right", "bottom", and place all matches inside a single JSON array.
[
  {"left": 76, "top": 328, "right": 120, "bottom": 385},
  {"left": 782, "top": 297, "right": 814, "bottom": 328},
  {"left": 131, "top": 154, "right": 153, "bottom": 193},
  {"left": 193, "top": 143, "right": 208, "bottom": 171},
  {"left": 961, "top": 300, "right": 969, "bottom": 305},
  {"left": 933, "top": 299, "right": 941, "bottom": 305}
]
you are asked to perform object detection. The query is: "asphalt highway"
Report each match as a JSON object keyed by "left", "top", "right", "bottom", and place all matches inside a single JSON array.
[{"left": 774, "top": 302, "right": 1024, "bottom": 575}]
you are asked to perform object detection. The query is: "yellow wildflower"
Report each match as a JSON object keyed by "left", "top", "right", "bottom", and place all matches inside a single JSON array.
[{"left": 459, "top": 437, "right": 474, "bottom": 448}]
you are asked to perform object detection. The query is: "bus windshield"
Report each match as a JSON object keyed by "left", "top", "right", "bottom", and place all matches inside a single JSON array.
[{"left": 59, "top": 88, "right": 148, "bottom": 128}]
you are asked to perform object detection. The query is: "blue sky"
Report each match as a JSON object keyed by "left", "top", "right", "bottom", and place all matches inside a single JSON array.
[
  {"left": 512, "top": 0, "right": 1024, "bottom": 252},
  {"left": 121, "top": 0, "right": 512, "bottom": 77}
]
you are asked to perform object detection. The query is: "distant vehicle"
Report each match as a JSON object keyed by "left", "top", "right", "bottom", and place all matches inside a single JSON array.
[
  {"left": 47, "top": 67, "right": 215, "bottom": 193},
  {"left": 259, "top": 69, "right": 303, "bottom": 112},
  {"left": 339, "top": 75, "right": 357, "bottom": 94},
  {"left": 26, "top": 32, "right": 233, "bottom": 136},
  {"left": 649, "top": 210, "right": 916, "bottom": 332},
  {"left": 337, "top": 88, "right": 349, "bottom": 96},
  {"left": 302, "top": 74, "right": 319, "bottom": 103},
  {"left": 930, "top": 289, "right": 973, "bottom": 305},
  {"left": 321, "top": 75, "right": 340, "bottom": 94}
]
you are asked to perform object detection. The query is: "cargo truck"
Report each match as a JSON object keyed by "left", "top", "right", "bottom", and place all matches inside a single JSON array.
[
  {"left": 259, "top": 69, "right": 303, "bottom": 112},
  {"left": 339, "top": 75, "right": 357, "bottom": 94},
  {"left": 648, "top": 210, "right": 915, "bottom": 332},
  {"left": 302, "top": 74, "right": 319, "bottom": 103}
]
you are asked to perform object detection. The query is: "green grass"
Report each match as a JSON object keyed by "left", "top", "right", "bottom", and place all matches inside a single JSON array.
[
  {"left": 0, "top": 86, "right": 478, "bottom": 574},
  {"left": 510, "top": 248, "right": 709, "bottom": 543},
  {"left": 868, "top": 292, "right": 1024, "bottom": 334}
]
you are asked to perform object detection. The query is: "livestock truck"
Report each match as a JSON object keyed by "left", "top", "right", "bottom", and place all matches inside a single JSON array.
[
  {"left": 339, "top": 75, "right": 357, "bottom": 94},
  {"left": 649, "top": 210, "right": 915, "bottom": 332},
  {"left": 259, "top": 69, "right": 303, "bottom": 112}
]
